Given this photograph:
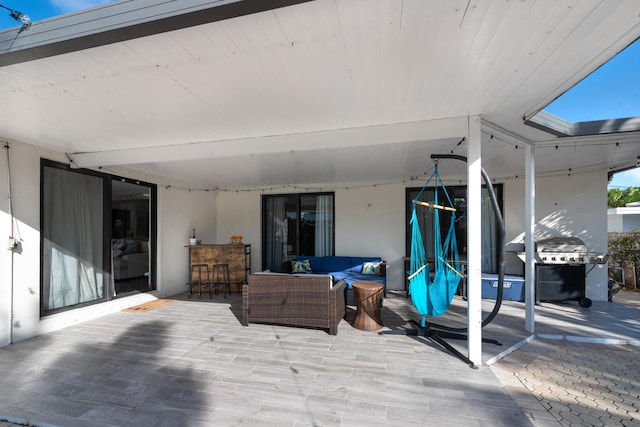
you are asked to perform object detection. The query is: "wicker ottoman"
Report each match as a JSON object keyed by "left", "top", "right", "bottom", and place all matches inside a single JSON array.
[{"left": 352, "top": 281, "right": 384, "bottom": 331}]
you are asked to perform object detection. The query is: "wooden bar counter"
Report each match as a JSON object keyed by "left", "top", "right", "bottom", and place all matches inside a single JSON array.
[{"left": 187, "top": 244, "right": 251, "bottom": 293}]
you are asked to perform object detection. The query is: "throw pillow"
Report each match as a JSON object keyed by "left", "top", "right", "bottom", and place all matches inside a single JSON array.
[
  {"left": 112, "top": 239, "right": 123, "bottom": 251},
  {"left": 121, "top": 240, "right": 141, "bottom": 256},
  {"left": 291, "top": 259, "right": 312, "bottom": 273},
  {"left": 361, "top": 261, "right": 381, "bottom": 275}
]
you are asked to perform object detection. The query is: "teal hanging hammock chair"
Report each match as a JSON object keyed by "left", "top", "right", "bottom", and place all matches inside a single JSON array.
[
  {"left": 409, "top": 163, "right": 462, "bottom": 327},
  {"left": 388, "top": 154, "right": 506, "bottom": 369}
]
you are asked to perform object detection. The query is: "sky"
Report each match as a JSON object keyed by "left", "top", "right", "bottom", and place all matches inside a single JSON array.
[
  {"left": 1, "top": 1, "right": 638, "bottom": 189},
  {"left": 608, "top": 168, "right": 640, "bottom": 190},
  {"left": 0, "top": 1, "right": 115, "bottom": 29},
  {"left": 544, "top": 38, "right": 640, "bottom": 190},
  {"left": 545, "top": 40, "right": 640, "bottom": 122}
]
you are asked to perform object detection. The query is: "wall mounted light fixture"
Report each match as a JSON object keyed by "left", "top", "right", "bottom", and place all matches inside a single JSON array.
[{"left": 0, "top": 3, "right": 31, "bottom": 28}]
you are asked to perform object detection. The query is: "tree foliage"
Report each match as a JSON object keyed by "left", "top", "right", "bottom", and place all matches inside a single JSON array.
[
  {"left": 608, "top": 229, "right": 640, "bottom": 288},
  {"left": 608, "top": 186, "right": 640, "bottom": 208}
]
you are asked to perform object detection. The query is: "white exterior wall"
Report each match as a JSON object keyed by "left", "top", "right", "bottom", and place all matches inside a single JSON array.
[
  {"left": 334, "top": 184, "right": 406, "bottom": 291},
  {"left": 504, "top": 171, "right": 609, "bottom": 301},
  {"left": 535, "top": 172, "right": 609, "bottom": 302},
  {"left": 503, "top": 178, "right": 527, "bottom": 275},
  {"left": 0, "top": 140, "right": 611, "bottom": 347},
  {"left": 623, "top": 215, "right": 640, "bottom": 231},
  {"left": 0, "top": 157, "right": 7, "bottom": 346},
  {"left": 608, "top": 207, "right": 640, "bottom": 232},
  {"left": 157, "top": 186, "right": 216, "bottom": 297},
  {"left": 608, "top": 213, "right": 624, "bottom": 233},
  {"left": 1, "top": 142, "right": 70, "bottom": 346},
  {"left": 214, "top": 190, "right": 261, "bottom": 274}
]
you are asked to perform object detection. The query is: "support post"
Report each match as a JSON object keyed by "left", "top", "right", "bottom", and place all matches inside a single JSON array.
[
  {"left": 466, "top": 115, "right": 482, "bottom": 365},
  {"left": 525, "top": 145, "right": 536, "bottom": 333}
]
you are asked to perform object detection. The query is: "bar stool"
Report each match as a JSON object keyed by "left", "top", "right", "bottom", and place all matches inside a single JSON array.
[
  {"left": 188, "top": 263, "right": 211, "bottom": 299},
  {"left": 211, "top": 264, "right": 231, "bottom": 298}
]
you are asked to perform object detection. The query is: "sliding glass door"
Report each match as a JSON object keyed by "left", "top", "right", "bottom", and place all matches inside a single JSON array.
[
  {"left": 42, "top": 166, "right": 106, "bottom": 311},
  {"left": 262, "top": 193, "right": 334, "bottom": 272},
  {"left": 111, "top": 180, "right": 152, "bottom": 295},
  {"left": 41, "top": 160, "right": 156, "bottom": 315},
  {"left": 406, "top": 185, "right": 503, "bottom": 274}
]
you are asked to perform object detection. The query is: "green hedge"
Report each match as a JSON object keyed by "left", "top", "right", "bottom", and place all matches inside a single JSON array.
[{"left": 608, "top": 228, "right": 640, "bottom": 289}]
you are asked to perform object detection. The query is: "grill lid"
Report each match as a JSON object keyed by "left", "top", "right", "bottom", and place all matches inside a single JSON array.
[
  {"left": 535, "top": 236, "right": 586, "bottom": 253},
  {"left": 516, "top": 236, "right": 608, "bottom": 265}
]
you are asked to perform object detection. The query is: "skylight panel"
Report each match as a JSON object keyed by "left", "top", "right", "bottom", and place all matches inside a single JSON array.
[{"left": 527, "top": 38, "right": 640, "bottom": 137}]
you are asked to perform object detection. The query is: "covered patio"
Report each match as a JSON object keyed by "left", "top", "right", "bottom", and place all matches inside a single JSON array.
[
  {"left": 1, "top": 0, "right": 640, "bottom": 369},
  {"left": 0, "top": 290, "right": 638, "bottom": 426}
]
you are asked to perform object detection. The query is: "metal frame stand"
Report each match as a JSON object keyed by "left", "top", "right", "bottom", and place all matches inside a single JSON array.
[{"left": 404, "top": 319, "right": 501, "bottom": 369}]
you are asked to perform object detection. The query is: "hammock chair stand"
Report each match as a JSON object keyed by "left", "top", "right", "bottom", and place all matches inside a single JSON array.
[
  {"left": 403, "top": 319, "right": 501, "bottom": 368},
  {"left": 396, "top": 154, "right": 506, "bottom": 369}
]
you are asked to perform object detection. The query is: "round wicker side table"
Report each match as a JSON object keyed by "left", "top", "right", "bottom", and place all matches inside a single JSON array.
[{"left": 352, "top": 281, "right": 384, "bottom": 331}]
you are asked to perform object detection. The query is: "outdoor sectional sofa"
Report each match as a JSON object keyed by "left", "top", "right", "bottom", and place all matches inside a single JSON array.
[
  {"left": 111, "top": 238, "right": 150, "bottom": 280},
  {"left": 293, "top": 255, "right": 386, "bottom": 305},
  {"left": 242, "top": 273, "right": 346, "bottom": 335}
]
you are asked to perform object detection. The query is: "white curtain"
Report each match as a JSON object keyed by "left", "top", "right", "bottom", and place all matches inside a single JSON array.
[
  {"left": 265, "top": 197, "right": 287, "bottom": 272},
  {"left": 42, "top": 167, "right": 104, "bottom": 311},
  {"left": 481, "top": 190, "right": 497, "bottom": 273},
  {"left": 315, "top": 195, "right": 333, "bottom": 256}
]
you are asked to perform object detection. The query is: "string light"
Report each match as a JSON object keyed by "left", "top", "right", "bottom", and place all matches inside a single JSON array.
[{"left": 94, "top": 135, "right": 635, "bottom": 194}]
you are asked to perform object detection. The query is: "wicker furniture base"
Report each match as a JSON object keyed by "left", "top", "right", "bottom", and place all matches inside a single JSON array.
[
  {"left": 352, "top": 281, "right": 384, "bottom": 331},
  {"left": 242, "top": 274, "right": 346, "bottom": 335}
]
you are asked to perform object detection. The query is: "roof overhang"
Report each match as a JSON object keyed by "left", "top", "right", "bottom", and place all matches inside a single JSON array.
[
  {"left": 526, "top": 111, "right": 640, "bottom": 137},
  {"left": 1, "top": 0, "right": 639, "bottom": 189}
]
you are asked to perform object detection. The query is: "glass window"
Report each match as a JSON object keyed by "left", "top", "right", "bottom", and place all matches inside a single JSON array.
[
  {"left": 111, "top": 180, "right": 153, "bottom": 295},
  {"left": 262, "top": 193, "right": 334, "bottom": 272}
]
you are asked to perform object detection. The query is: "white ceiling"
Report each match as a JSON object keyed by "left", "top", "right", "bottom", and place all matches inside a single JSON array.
[{"left": 1, "top": 0, "right": 639, "bottom": 189}]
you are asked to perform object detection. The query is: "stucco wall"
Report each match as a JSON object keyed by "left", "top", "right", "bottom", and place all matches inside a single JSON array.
[
  {"left": 535, "top": 172, "right": 609, "bottom": 302},
  {"left": 1, "top": 142, "right": 69, "bottom": 345},
  {"left": 504, "top": 172, "right": 609, "bottom": 301},
  {"left": 157, "top": 186, "right": 217, "bottom": 297},
  {"left": 623, "top": 215, "right": 640, "bottom": 231},
  {"left": 0, "top": 145, "right": 12, "bottom": 346},
  {"left": 607, "top": 208, "right": 640, "bottom": 233},
  {"left": 607, "top": 214, "right": 624, "bottom": 233},
  {"left": 335, "top": 184, "right": 406, "bottom": 291}
]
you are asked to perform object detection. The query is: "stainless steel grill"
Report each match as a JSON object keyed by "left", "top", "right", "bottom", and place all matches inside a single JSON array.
[
  {"left": 515, "top": 236, "right": 608, "bottom": 308},
  {"left": 517, "top": 236, "right": 608, "bottom": 265}
]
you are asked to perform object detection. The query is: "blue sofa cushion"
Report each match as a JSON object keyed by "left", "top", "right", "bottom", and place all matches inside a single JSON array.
[
  {"left": 321, "top": 256, "right": 352, "bottom": 272},
  {"left": 330, "top": 271, "right": 350, "bottom": 283},
  {"left": 333, "top": 272, "right": 386, "bottom": 289},
  {"left": 294, "top": 256, "right": 386, "bottom": 294}
]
